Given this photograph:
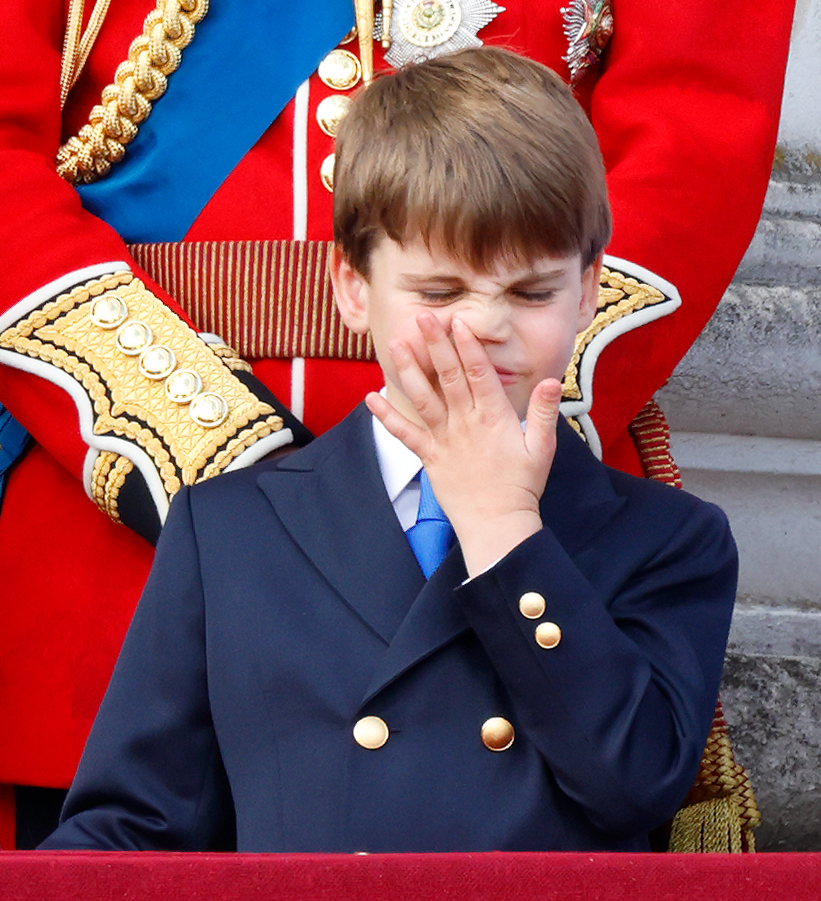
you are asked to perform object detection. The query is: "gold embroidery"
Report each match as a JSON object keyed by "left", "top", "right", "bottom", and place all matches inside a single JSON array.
[
  {"left": 0, "top": 273, "right": 283, "bottom": 498},
  {"left": 561, "top": 265, "right": 666, "bottom": 402},
  {"left": 57, "top": 0, "right": 209, "bottom": 185},
  {"left": 90, "top": 450, "right": 133, "bottom": 522},
  {"left": 208, "top": 342, "right": 253, "bottom": 373}
]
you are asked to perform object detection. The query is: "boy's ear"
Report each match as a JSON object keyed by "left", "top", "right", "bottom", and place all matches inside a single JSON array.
[
  {"left": 577, "top": 253, "right": 603, "bottom": 332},
  {"left": 330, "top": 245, "right": 370, "bottom": 336}
]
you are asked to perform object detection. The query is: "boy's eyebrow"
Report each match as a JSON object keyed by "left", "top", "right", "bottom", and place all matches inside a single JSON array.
[
  {"left": 397, "top": 273, "right": 466, "bottom": 288},
  {"left": 397, "top": 264, "right": 572, "bottom": 289},
  {"left": 508, "top": 270, "right": 567, "bottom": 288}
]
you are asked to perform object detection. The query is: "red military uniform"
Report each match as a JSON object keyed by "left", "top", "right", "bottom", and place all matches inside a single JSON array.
[{"left": 0, "top": 0, "right": 794, "bottom": 845}]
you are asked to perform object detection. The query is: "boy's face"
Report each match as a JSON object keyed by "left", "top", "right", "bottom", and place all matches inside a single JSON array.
[{"left": 333, "top": 235, "right": 600, "bottom": 424}]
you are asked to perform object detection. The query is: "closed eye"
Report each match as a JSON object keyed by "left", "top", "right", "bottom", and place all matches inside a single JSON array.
[
  {"left": 417, "top": 289, "right": 464, "bottom": 303},
  {"left": 511, "top": 290, "right": 556, "bottom": 303}
]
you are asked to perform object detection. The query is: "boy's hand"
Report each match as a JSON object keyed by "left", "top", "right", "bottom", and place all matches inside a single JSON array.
[{"left": 366, "top": 313, "right": 562, "bottom": 577}]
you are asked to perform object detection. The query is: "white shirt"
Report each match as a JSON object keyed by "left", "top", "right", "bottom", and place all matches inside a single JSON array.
[{"left": 371, "top": 412, "right": 421, "bottom": 532}]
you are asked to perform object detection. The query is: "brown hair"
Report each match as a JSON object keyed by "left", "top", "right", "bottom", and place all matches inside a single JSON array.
[{"left": 333, "top": 47, "right": 611, "bottom": 275}]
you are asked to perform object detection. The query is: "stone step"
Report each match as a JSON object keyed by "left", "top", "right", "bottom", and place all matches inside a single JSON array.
[
  {"left": 736, "top": 217, "right": 821, "bottom": 285},
  {"left": 657, "top": 283, "right": 821, "bottom": 440}
]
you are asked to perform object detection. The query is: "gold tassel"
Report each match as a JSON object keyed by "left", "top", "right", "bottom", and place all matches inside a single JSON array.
[{"left": 668, "top": 795, "right": 755, "bottom": 853}]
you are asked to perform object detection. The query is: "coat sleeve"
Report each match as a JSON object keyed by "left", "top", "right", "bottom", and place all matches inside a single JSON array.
[
  {"left": 579, "top": 0, "right": 795, "bottom": 462},
  {"left": 38, "top": 486, "right": 235, "bottom": 850},
  {"left": 455, "top": 489, "right": 738, "bottom": 837},
  {"left": 0, "top": 2, "right": 302, "bottom": 543}
]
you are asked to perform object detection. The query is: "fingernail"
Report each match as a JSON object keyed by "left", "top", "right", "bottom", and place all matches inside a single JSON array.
[{"left": 417, "top": 312, "right": 436, "bottom": 333}]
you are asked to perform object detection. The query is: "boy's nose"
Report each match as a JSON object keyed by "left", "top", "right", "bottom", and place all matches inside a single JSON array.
[{"left": 457, "top": 301, "right": 510, "bottom": 342}]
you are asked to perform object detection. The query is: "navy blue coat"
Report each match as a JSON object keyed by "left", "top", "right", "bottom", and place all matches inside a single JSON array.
[{"left": 42, "top": 405, "right": 737, "bottom": 852}]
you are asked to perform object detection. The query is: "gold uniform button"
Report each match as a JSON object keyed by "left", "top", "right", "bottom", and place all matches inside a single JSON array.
[
  {"left": 89, "top": 294, "right": 128, "bottom": 329},
  {"left": 116, "top": 320, "right": 153, "bottom": 356},
  {"left": 518, "top": 591, "right": 546, "bottom": 619},
  {"left": 138, "top": 344, "right": 176, "bottom": 380},
  {"left": 165, "top": 369, "right": 202, "bottom": 404},
  {"left": 339, "top": 25, "right": 357, "bottom": 45},
  {"left": 318, "top": 49, "right": 362, "bottom": 90},
  {"left": 535, "top": 622, "right": 562, "bottom": 649},
  {"left": 189, "top": 392, "right": 229, "bottom": 428},
  {"left": 481, "top": 717, "right": 515, "bottom": 752},
  {"left": 316, "top": 94, "right": 352, "bottom": 138},
  {"left": 320, "top": 153, "right": 335, "bottom": 192},
  {"left": 353, "top": 715, "right": 389, "bottom": 750}
]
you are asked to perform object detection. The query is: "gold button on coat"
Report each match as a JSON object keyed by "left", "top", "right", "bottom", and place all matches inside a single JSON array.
[
  {"left": 481, "top": 717, "right": 515, "bottom": 751},
  {"left": 353, "top": 715, "right": 389, "bottom": 749},
  {"left": 535, "top": 622, "right": 562, "bottom": 649},
  {"left": 518, "top": 591, "right": 546, "bottom": 619},
  {"left": 320, "top": 154, "right": 335, "bottom": 192},
  {"left": 318, "top": 49, "right": 362, "bottom": 90},
  {"left": 316, "top": 95, "right": 352, "bottom": 138}
]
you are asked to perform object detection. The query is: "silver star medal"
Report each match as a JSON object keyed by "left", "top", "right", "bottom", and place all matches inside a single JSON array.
[{"left": 375, "top": 0, "right": 505, "bottom": 69}]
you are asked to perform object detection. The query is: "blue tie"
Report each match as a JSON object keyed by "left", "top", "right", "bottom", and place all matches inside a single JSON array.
[{"left": 406, "top": 471, "right": 454, "bottom": 579}]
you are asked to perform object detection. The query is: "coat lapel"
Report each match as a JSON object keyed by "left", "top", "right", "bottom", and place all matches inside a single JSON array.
[
  {"left": 257, "top": 404, "right": 425, "bottom": 644},
  {"left": 360, "top": 546, "right": 470, "bottom": 706}
]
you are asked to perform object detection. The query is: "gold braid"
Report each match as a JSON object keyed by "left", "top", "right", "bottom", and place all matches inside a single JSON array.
[{"left": 56, "top": 0, "right": 209, "bottom": 185}]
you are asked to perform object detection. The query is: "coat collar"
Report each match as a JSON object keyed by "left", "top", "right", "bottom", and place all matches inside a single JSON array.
[{"left": 257, "top": 405, "right": 625, "bottom": 705}]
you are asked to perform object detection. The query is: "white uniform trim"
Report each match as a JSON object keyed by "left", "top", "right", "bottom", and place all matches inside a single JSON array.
[
  {"left": 290, "top": 78, "right": 311, "bottom": 422},
  {"left": 0, "top": 261, "right": 129, "bottom": 332},
  {"left": 558, "top": 254, "right": 681, "bottom": 458}
]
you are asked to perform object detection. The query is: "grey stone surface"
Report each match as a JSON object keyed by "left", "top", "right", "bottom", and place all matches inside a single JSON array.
[
  {"left": 663, "top": 0, "right": 821, "bottom": 852},
  {"left": 721, "top": 652, "right": 821, "bottom": 851},
  {"left": 736, "top": 217, "right": 821, "bottom": 285},
  {"left": 729, "top": 602, "right": 821, "bottom": 658},
  {"left": 657, "top": 283, "right": 821, "bottom": 440},
  {"left": 777, "top": 0, "right": 821, "bottom": 150},
  {"left": 658, "top": 164, "right": 821, "bottom": 440},
  {"left": 674, "top": 468, "right": 821, "bottom": 605},
  {"left": 764, "top": 175, "right": 821, "bottom": 219},
  {"left": 671, "top": 432, "right": 821, "bottom": 478}
]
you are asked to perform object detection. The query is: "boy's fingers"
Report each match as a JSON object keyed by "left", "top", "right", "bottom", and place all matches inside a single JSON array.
[
  {"left": 524, "top": 378, "right": 563, "bottom": 457},
  {"left": 417, "top": 314, "right": 472, "bottom": 409},
  {"left": 388, "top": 338, "right": 446, "bottom": 426},
  {"left": 451, "top": 317, "right": 506, "bottom": 405},
  {"left": 365, "top": 391, "right": 427, "bottom": 457}
]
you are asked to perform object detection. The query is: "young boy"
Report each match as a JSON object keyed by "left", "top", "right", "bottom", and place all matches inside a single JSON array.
[{"left": 41, "top": 48, "right": 737, "bottom": 853}]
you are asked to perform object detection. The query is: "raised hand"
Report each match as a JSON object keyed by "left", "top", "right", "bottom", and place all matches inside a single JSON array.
[{"left": 366, "top": 311, "right": 562, "bottom": 577}]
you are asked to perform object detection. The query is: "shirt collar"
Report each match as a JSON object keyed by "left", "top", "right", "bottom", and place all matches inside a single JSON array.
[{"left": 371, "top": 398, "right": 422, "bottom": 504}]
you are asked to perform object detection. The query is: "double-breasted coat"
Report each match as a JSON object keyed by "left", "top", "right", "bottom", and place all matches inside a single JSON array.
[{"left": 43, "top": 406, "right": 737, "bottom": 851}]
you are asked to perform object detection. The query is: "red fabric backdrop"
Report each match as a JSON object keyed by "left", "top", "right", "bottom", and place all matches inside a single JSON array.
[{"left": 0, "top": 852, "right": 819, "bottom": 900}]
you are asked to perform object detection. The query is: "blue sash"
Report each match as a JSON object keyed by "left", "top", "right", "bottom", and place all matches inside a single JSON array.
[
  {"left": 77, "top": 0, "right": 354, "bottom": 242},
  {"left": 0, "top": 405, "right": 31, "bottom": 507}
]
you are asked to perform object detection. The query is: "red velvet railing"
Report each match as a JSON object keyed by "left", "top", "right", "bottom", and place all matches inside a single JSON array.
[{"left": 1, "top": 852, "right": 819, "bottom": 901}]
